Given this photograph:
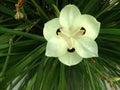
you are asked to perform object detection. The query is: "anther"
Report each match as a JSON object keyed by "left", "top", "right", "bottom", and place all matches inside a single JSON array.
[{"left": 67, "top": 48, "right": 75, "bottom": 52}]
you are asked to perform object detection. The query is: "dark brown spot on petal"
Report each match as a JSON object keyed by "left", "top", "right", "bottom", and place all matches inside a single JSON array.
[
  {"left": 56, "top": 28, "right": 61, "bottom": 35},
  {"left": 67, "top": 48, "right": 75, "bottom": 52},
  {"left": 81, "top": 27, "right": 85, "bottom": 30},
  {"left": 80, "top": 27, "right": 86, "bottom": 35}
]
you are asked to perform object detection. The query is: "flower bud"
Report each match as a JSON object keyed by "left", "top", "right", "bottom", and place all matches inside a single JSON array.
[{"left": 14, "top": 11, "right": 24, "bottom": 20}]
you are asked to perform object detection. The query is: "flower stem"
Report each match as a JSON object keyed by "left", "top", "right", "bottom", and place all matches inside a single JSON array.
[{"left": 96, "top": 0, "right": 119, "bottom": 18}]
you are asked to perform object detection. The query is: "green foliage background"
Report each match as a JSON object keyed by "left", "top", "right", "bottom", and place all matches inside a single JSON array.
[{"left": 0, "top": 0, "right": 120, "bottom": 90}]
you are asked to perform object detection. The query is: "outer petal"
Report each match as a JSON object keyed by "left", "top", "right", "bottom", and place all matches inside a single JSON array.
[
  {"left": 75, "top": 37, "right": 98, "bottom": 58},
  {"left": 74, "top": 14, "right": 100, "bottom": 40},
  {"left": 59, "top": 4, "right": 81, "bottom": 30},
  {"left": 43, "top": 18, "right": 61, "bottom": 41},
  {"left": 58, "top": 52, "right": 82, "bottom": 66},
  {"left": 45, "top": 36, "right": 67, "bottom": 57}
]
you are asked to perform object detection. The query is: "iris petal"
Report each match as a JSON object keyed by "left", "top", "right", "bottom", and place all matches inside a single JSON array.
[
  {"left": 75, "top": 37, "right": 98, "bottom": 58},
  {"left": 46, "top": 36, "right": 67, "bottom": 57},
  {"left": 74, "top": 15, "right": 100, "bottom": 40},
  {"left": 59, "top": 4, "right": 81, "bottom": 30},
  {"left": 58, "top": 52, "right": 83, "bottom": 66},
  {"left": 43, "top": 18, "right": 61, "bottom": 41}
]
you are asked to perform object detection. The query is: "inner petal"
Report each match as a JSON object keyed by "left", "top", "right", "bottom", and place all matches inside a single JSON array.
[{"left": 59, "top": 5, "right": 81, "bottom": 30}]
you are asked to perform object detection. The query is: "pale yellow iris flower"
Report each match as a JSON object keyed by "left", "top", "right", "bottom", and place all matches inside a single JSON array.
[{"left": 43, "top": 5, "right": 100, "bottom": 66}]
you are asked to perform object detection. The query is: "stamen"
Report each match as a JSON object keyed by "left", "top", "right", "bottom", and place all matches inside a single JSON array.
[
  {"left": 56, "top": 28, "right": 61, "bottom": 35},
  {"left": 67, "top": 48, "right": 75, "bottom": 52},
  {"left": 80, "top": 27, "right": 86, "bottom": 35}
]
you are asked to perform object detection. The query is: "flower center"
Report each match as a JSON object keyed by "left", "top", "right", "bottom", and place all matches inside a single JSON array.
[{"left": 56, "top": 27, "right": 86, "bottom": 52}]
